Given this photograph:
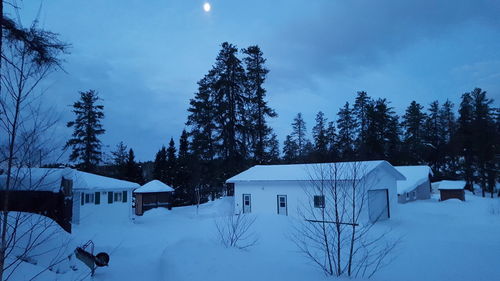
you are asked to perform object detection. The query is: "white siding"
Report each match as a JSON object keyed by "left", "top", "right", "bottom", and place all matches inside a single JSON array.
[{"left": 75, "top": 189, "right": 133, "bottom": 224}]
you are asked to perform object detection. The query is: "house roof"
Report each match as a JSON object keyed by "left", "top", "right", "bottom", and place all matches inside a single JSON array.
[
  {"left": 395, "top": 165, "right": 433, "bottom": 195},
  {"left": 436, "top": 180, "right": 466, "bottom": 190},
  {"left": 0, "top": 168, "right": 140, "bottom": 192},
  {"left": 226, "top": 160, "right": 406, "bottom": 183},
  {"left": 134, "top": 180, "right": 174, "bottom": 193}
]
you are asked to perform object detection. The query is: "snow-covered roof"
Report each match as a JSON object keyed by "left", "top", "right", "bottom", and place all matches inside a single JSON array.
[
  {"left": 395, "top": 165, "right": 433, "bottom": 195},
  {"left": 134, "top": 180, "right": 174, "bottom": 193},
  {"left": 436, "top": 180, "right": 466, "bottom": 190},
  {"left": 0, "top": 168, "right": 140, "bottom": 192},
  {"left": 226, "top": 160, "right": 406, "bottom": 182}
]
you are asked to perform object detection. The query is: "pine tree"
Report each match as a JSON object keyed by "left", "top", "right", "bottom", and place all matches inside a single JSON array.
[
  {"left": 326, "top": 121, "right": 338, "bottom": 161},
  {"left": 176, "top": 130, "right": 193, "bottom": 204},
  {"left": 353, "top": 91, "right": 371, "bottom": 157},
  {"left": 65, "top": 90, "right": 105, "bottom": 172},
  {"left": 242, "top": 45, "right": 277, "bottom": 164},
  {"left": 124, "top": 149, "right": 144, "bottom": 184},
  {"left": 423, "top": 101, "right": 442, "bottom": 175},
  {"left": 153, "top": 146, "right": 168, "bottom": 183},
  {"left": 438, "top": 100, "right": 458, "bottom": 177},
  {"left": 365, "top": 99, "right": 400, "bottom": 161},
  {"left": 291, "top": 113, "right": 308, "bottom": 159},
  {"left": 402, "top": 101, "right": 427, "bottom": 164},
  {"left": 337, "top": 102, "right": 356, "bottom": 160},
  {"left": 312, "top": 111, "right": 329, "bottom": 162},
  {"left": 165, "top": 138, "right": 177, "bottom": 187}
]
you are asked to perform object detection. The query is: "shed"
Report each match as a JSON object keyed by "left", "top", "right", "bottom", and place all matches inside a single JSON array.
[
  {"left": 437, "top": 180, "right": 465, "bottom": 201},
  {"left": 226, "top": 160, "right": 406, "bottom": 223},
  {"left": 394, "top": 165, "right": 433, "bottom": 203},
  {"left": 133, "top": 180, "right": 174, "bottom": 215}
]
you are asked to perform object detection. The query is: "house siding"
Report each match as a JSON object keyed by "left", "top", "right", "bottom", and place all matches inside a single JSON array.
[
  {"left": 73, "top": 189, "right": 134, "bottom": 224},
  {"left": 398, "top": 178, "right": 431, "bottom": 204}
]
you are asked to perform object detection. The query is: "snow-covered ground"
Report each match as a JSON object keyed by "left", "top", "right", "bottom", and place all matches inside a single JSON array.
[{"left": 12, "top": 192, "right": 500, "bottom": 281}]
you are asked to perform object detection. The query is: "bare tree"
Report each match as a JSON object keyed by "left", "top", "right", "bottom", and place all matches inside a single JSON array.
[
  {"left": 214, "top": 212, "right": 258, "bottom": 250},
  {"left": 291, "top": 162, "right": 398, "bottom": 278},
  {"left": 0, "top": 15, "right": 67, "bottom": 280}
]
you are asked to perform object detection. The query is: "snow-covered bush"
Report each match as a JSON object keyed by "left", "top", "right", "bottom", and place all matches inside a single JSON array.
[{"left": 214, "top": 213, "right": 258, "bottom": 250}]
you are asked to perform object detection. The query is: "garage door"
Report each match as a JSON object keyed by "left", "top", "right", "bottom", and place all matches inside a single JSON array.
[{"left": 368, "top": 189, "right": 389, "bottom": 222}]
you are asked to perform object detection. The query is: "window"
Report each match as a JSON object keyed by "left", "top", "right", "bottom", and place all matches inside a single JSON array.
[
  {"left": 413, "top": 191, "right": 417, "bottom": 199},
  {"left": 406, "top": 193, "right": 410, "bottom": 200},
  {"left": 314, "top": 195, "right": 325, "bottom": 208},
  {"left": 114, "top": 192, "right": 123, "bottom": 202},
  {"left": 84, "top": 193, "right": 95, "bottom": 204}
]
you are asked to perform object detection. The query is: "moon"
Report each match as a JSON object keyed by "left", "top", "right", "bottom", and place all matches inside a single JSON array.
[{"left": 203, "top": 2, "right": 211, "bottom": 12}]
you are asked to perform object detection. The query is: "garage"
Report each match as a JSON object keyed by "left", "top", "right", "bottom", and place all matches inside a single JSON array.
[{"left": 368, "top": 189, "right": 389, "bottom": 222}]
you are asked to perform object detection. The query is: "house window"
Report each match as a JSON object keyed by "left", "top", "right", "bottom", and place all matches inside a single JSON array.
[
  {"left": 84, "top": 193, "right": 95, "bottom": 204},
  {"left": 114, "top": 192, "right": 123, "bottom": 202},
  {"left": 413, "top": 191, "right": 417, "bottom": 199},
  {"left": 314, "top": 195, "right": 325, "bottom": 208},
  {"left": 406, "top": 193, "right": 410, "bottom": 200}
]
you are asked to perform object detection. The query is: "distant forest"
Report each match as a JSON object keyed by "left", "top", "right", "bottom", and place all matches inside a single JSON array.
[{"left": 62, "top": 42, "right": 499, "bottom": 204}]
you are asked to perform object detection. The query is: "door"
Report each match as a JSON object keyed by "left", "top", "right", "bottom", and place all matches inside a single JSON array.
[
  {"left": 242, "top": 194, "right": 251, "bottom": 214},
  {"left": 368, "top": 189, "right": 389, "bottom": 222},
  {"left": 277, "top": 195, "right": 287, "bottom": 215}
]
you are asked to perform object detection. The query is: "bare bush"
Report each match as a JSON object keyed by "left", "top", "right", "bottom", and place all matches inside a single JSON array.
[
  {"left": 291, "top": 162, "right": 399, "bottom": 278},
  {"left": 214, "top": 212, "right": 258, "bottom": 250}
]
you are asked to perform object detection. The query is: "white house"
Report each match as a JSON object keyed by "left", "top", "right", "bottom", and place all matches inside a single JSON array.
[
  {"left": 394, "top": 165, "right": 433, "bottom": 203},
  {"left": 226, "top": 160, "right": 405, "bottom": 223},
  {"left": 0, "top": 168, "right": 140, "bottom": 226}
]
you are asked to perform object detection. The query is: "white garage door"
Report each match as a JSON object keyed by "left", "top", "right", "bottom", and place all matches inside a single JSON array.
[{"left": 368, "top": 189, "right": 389, "bottom": 222}]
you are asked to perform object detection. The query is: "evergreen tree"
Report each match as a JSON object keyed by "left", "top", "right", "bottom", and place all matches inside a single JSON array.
[
  {"left": 438, "top": 100, "right": 458, "bottom": 177},
  {"left": 457, "top": 92, "right": 474, "bottom": 190},
  {"left": 423, "top": 101, "right": 442, "bottom": 175},
  {"left": 176, "top": 130, "right": 193, "bottom": 203},
  {"left": 401, "top": 101, "right": 427, "bottom": 164},
  {"left": 153, "top": 146, "right": 168, "bottom": 183},
  {"left": 242, "top": 45, "right": 277, "bottom": 163},
  {"left": 312, "top": 111, "right": 329, "bottom": 162},
  {"left": 283, "top": 134, "right": 299, "bottom": 163},
  {"left": 267, "top": 133, "right": 280, "bottom": 163},
  {"left": 291, "top": 113, "right": 308, "bottom": 159},
  {"left": 124, "top": 149, "right": 144, "bottom": 184},
  {"left": 337, "top": 102, "right": 356, "bottom": 159},
  {"left": 353, "top": 91, "right": 372, "bottom": 157},
  {"left": 165, "top": 138, "right": 177, "bottom": 187},
  {"left": 65, "top": 90, "right": 105, "bottom": 172},
  {"left": 326, "top": 121, "right": 338, "bottom": 161},
  {"left": 365, "top": 99, "right": 400, "bottom": 161}
]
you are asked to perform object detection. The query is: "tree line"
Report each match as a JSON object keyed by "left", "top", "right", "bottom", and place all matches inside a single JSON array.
[{"left": 63, "top": 42, "right": 499, "bottom": 204}]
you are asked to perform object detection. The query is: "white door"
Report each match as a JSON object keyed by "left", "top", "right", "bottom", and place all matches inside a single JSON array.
[
  {"left": 242, "top": 194, "right": 251, "bottom": 214},
  {"left": 277, "top": 195, "right": 287, "bottom": 215},
  {"left": 368, "top": 189, "right": 389, "bottom": 222}
]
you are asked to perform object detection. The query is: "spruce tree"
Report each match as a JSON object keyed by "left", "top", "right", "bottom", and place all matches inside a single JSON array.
[
  {"left": 365, "top": 99, "right": 400, "bottom": 161},
  {"left": 176, "top": 130, "right": 193, "bottom": 204},
  {"left": 124, "top": 149, "right": 144, "bottom": 184},
  {"left": 267, "top": 133, "right": 280, "bottom": 163},
  {"left": 153, "top": 146, "right": 168, "bottom": 183},
  {"left": 423, "top": 101, "right": 442, "bottom": 175},
  {"left": 457, "top": 92, "right": 474, "bottom": 190},
  {"left": 402, "top": 101, "right": 427, "bottom": 164},
  {"left": 326, "top": 121, "right": 338, "bottom": 161},
  {"left": 312, "top": 111, "right": 329, "bottom": 162},
  {"left": 111, "top": 141, "right": 128, "bottom": 167},
  {"left": 283, "top": 134, "right": 299, "bottom": 163},
  {"left": 337, "top": 102, "right": 356, "bottom": 160},
  {"left": 291, "top": 113, "right": 308, "bottom": 159},
  {"left": 353, "top": 91, "right": 372, "bottom": 157},
  {"left": 65, "top": 90, "right": 105, "bottom": 172},
  {"left": 165, "top": 138, "right": 177, "bottom": 187}
]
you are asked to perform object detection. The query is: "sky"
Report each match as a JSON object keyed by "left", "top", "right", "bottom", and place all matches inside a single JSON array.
[{"left": 14, "top": 0, "right": 500, "bottom": 162}]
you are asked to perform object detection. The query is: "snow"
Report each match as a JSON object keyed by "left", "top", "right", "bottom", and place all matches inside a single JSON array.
[
  {"left": 0, "top": 168, "right": 140, "bottom": 192},
  {"left": 12, "top": 192, "right": 500, "bottom": 281},
  {"left": 435, "top": 180, "right": 466, "bottom": 190},
  {"left": 394, "top": 165, "right": 432, "bottom": 194},
  {"left": 134, "top": 180, "right": 174, "bottom": 193},
  {"left": 227, "top": 160, "right": 405, "bottom": 182}
]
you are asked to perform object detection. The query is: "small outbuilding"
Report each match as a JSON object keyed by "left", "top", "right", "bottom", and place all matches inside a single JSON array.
[
  {"left": 437, "top": 180, "right": 465, "bottom": 201},
  {"left": 134, "top": 180, "right": 174, "bottom": 216},
  {"left": 227, "top": 160, "right": 406, "bottom": 223},
  {"left": 394, "top": 165, "right": 433, "bottom": 203}
]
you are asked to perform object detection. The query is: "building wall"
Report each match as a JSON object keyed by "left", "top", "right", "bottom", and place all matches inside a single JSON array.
[
  {"left": 233, "top": 166, "right": 398, "bottom": 222},
  {"left": 397, "top": 178, "right": 431, "bottom": 204},
  {"left": 439, "top": 189, "right": 465, "bottom": 201},
  {"left": 73, "top": 189, "right": 133, "bottom": 224}
]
